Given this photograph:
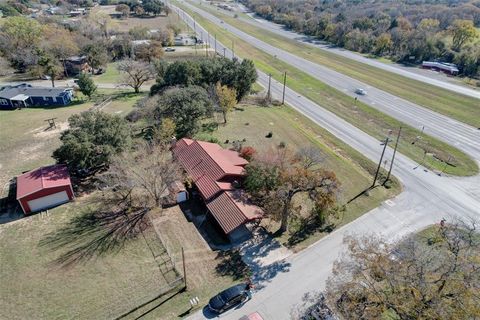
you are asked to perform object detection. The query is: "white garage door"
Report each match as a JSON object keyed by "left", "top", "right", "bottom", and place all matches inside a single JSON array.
[{"left": 27, "top": 191, "right": 69, "bottom": 213}]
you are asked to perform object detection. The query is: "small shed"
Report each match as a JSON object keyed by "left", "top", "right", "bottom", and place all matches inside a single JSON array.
[{"left": 16, "top": 165, "right": 74, "bottom": 214}]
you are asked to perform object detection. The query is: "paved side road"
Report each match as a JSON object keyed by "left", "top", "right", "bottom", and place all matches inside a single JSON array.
[{"left": 173, "top": 4, "right": 480, "bottom": 319}]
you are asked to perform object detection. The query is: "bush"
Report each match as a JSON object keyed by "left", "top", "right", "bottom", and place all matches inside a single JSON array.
[
  {"left": 126, "top": 109, "right": 142, "bottom": 122},
  {"left": 266, "top": 131, "right": 273, "bottom": 138},
  {"left": 278, "top": 141, "right": 286, "bottom": 148},
  {"left": 195, "top": 133, "right": 219, "bottom": 143},
  {"left": 239, "top": 146, "right": 257, "bottom": 160}
]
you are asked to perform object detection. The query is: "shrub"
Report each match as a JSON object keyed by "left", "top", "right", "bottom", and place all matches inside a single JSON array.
[
  {"left": 266, "top": 131, "right": 273, "bottom": 138},
  {"left": 240, "top": 146, "right": 257, "bottom": 160},
  {"left": 195, "top": 132, "right": 219, "bottom": 143}
]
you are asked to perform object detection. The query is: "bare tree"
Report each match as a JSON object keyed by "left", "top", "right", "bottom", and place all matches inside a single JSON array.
[
  {"left": 325, "top": 220, "right": 480, "bottom": 319},
  {"left": 99, "top": 143, "right": 182, "bottom": 209},
  {"left": 117, "top": 59, "right": 155, "bottom": 93},
  {"left": 295, "top": 146, "right": 325, "bottom": 169}
]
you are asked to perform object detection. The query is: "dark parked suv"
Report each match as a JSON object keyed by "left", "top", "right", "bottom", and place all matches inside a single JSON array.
[{"left": 208, "top": 283, "right": 250, "bottom": 314}]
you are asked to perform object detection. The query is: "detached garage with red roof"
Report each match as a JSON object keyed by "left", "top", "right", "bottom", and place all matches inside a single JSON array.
[{"left": 16, "top": 165, "right": 74, "bottom": 215}]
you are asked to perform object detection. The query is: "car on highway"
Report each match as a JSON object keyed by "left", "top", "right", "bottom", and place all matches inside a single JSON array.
[
  {"left": 208, "top": 283, "right": 250, "bottom": 314},
  {"left": 165, "top": 47, "right": 176, "bottom": 52},
  {"left": 355, "top": 88, "right": 367, "bottom": 95}
]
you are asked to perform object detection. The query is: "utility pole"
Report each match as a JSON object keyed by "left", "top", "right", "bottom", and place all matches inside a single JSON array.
[
  {"left": 231, "top": 40, "right": 235, "bottom": 58},
  {"left": 282, "top": 71, "right": 287, "bottom": 105},
  {"left": 385, "top": 126, "right": 402, "bottom": 183},
  {"left": 214, "top": 34, "right": 217, "bottom": 55},
  {"left": 182, "top": 247, "right": 187, "bottom": 290},
  {"left": 267, "top": 73, "right": 272, "bottom": 102},
  {"left": 372, "top": 137, "right": 390, "bottom": 187},
  {"left": 206, "top": 32, "right": 210, "bottom": 57}
]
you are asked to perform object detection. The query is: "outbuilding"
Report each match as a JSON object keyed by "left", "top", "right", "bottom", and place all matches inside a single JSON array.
[{"left": 16, "top": 165, "right": 74, "bottom": 215}]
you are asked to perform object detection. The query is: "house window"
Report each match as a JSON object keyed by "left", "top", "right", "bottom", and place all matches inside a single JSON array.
[
  {"left": 0, "top": 99, "right": 8, "bottom": 105},
  {"left": 52, "top": 97, "right": 57, "bottom": 103},
  {"left": 43, "top": 97, "right": 47, "bottom": 101}
]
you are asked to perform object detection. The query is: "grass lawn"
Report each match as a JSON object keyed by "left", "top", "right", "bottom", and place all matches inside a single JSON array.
[
  {"left": 94, "top": 62, "right": 122, "bottom": 84},
  {"left": 197, "top": 104, "right": 401, "bottom": 250},
  {"left": 0, "top": 89, "right": 145, "bottom": 187},
  {"left": 191, "top": 1, "right": 480, "bottom": 128},
  {"left": 122, "top": 206, "right": 246, "bottom": 319},
  {"left": 91, "top": 6, "right": 188, "bottom": 33},
  {"left": 174, "top": 1, "right": 478, "bottom": 177},
  {"left": 0, "top": 195, "right": 181, "bottom": 320}
]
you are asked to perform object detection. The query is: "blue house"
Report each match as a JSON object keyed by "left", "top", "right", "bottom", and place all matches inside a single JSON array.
[{"left": 0, "top": 84, "right": 74, "bottom": 110}]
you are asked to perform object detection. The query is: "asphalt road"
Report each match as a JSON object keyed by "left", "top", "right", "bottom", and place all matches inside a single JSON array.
[
  {"left": 242, "top": 12, "right": 480, "bottom": 100},
  {"left": 179, "top": 1, "right": 480, "bottom": 161},
  {"left": 229, "top": 1, "right": 480, "bottom": 100},
  {"left": 171, "top": 4, "right": 480, "bottom": 319}
]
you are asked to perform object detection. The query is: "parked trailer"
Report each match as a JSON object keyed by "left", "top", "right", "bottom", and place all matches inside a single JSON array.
[{"left": 422, "top": 61, "right": 459, "bottom": 75}]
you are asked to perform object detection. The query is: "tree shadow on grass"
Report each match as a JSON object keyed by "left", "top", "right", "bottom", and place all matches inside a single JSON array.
[
  {"left": 287, "top": 219, "right": 336, "bottom": 248},
  {"left": 215, "top": 247, "right": 291, "bottom": 290},
  {"left": 215, "top": 249, "right": 252, "bottom": 281},
  {"left": 38, "top": 207, "right": 149, "bottom": 269}
]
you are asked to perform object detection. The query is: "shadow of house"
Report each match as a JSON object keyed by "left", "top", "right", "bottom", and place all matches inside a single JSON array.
[{"left": 0, "top": 178, "right": 23, "bottom": 224}]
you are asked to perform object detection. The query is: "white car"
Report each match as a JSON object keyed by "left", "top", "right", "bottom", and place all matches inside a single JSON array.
[
  {"left": 355, "top": 88, "right": 367, "bottom": 95},
  {"left": 165, "top": 47, "right": 176, "bottom": 52}
]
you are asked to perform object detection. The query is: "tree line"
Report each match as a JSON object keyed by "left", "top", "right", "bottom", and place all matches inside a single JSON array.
[
  {"left": 0, "top": 7, "right": 178, "bottom": 83},
  {"left": 242, "top": 0, "right": 480, "bottom": 78}
]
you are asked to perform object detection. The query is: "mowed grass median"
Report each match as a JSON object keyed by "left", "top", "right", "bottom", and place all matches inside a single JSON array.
[
  {"left": 189, "top": 1, "right": 480, "bottom": 128},
  {"left": 174, "top": 1, "right": 478, "bottom": 176}
]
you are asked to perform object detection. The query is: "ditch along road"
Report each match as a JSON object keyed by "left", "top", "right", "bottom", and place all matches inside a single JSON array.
[
  {"left": 171, "top": 4, "right": 480, "bottom": 320},
  {"left": 235, "top": 2, "right": 480, "bottom": 100},
  {"left": 179, "top": 0, "right": 480, "bottom": 161}
]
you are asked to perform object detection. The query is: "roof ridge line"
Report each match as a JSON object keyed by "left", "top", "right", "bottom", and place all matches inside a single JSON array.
[
  {"left": 195, "top": 140, "right": 236, "bottom": 175},
  {"left": 40, "top": 166, "right": 46, "bottom": 189}
]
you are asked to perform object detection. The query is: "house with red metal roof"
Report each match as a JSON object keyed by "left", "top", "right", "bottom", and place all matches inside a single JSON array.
[
  {"left": 16, "top": 165, "right": 74, "bottom": 214},
  {"left": 173, "top": 138, "right": 263, "bottom": 242}
]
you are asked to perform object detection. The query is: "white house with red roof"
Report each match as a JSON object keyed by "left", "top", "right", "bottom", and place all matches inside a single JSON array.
[
  {"left": 173, "top": 138, "right": 263, "bottom": 242},
  {"left": 16, "top": 165, "right": 74, "bottom": 214}
]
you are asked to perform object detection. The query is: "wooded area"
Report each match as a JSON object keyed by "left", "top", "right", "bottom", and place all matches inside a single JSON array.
[{"left": 242, "top": 0, "right": 480, "bottom": 78}]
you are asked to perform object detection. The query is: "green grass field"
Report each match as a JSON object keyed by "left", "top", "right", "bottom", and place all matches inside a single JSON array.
[
  {"left": 191, "top": 1, "right": 480, "bottom": 128},
  {"left": 0, "top": 89, "right": 144, "bottom": 187},
  {"left": 198, "top": 104, "right": 401, "bottom": 250},
  {"left": 94, "top": 62, "right": 122, "bottom": 84},
  {"left": 174, "top": 1, "right": 478, "bottom": 177},
  {"left": 0, "top": 195, "right": 181, "bottom": 320}
]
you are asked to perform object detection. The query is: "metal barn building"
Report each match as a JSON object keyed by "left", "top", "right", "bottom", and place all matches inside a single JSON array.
[{"left": 16, "top": 165, "right": 74, "bottom": 215}]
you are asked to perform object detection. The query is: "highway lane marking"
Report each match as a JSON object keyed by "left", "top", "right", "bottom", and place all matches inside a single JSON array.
[{"left": 385, "top": 200, "right": 396, "bottom": 207}]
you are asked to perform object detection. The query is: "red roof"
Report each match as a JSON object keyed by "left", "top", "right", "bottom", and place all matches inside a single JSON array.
[
  {"left": 173, "top": 139, "right": 263, "bottom": 234},
  {"left": 206, "top": 190, "right": 263, "bottom": 234},
  {"left": 173, "top": 138, "right": 248, "bottom": 199},
  {"left": 16, "top": 165, "right": 72, "bottom": 199}
]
